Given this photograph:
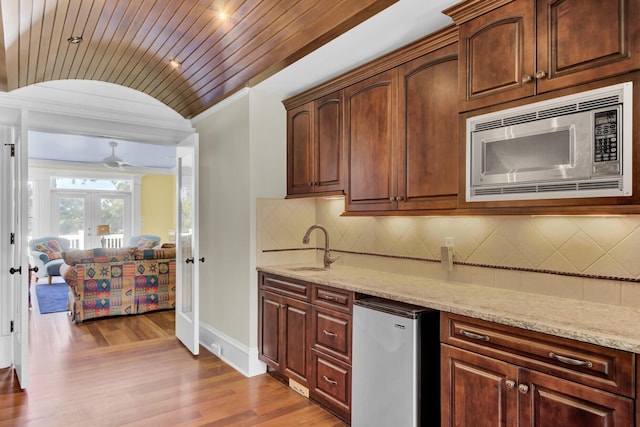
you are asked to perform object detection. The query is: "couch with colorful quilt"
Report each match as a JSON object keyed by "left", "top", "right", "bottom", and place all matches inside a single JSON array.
[{"left": 61, "top": 246, "right": 176, "bottom": 323}]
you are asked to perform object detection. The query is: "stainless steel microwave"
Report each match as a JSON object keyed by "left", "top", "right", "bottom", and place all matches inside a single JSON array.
[{"left": 466, "top": 82, "right": 633, "bottom": 202}]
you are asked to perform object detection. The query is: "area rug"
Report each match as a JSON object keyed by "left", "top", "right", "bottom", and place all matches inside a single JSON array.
[{"left": 35, "top": 282, "right": 69, "bottom": 314}]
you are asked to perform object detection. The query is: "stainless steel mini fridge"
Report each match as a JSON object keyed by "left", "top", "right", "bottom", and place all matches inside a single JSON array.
[{"left": 351, "top": 297, "right": 439, "bottom": 427}]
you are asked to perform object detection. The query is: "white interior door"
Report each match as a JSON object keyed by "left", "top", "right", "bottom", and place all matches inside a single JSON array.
[
  {"left": 11, "top": 110, "right": 29, "bottom": 388},
  {"left": 175, "top": 133, "right": 200, "bottom": 355}
]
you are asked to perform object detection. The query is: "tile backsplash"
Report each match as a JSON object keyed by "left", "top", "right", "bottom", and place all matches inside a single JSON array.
[{"left": 257, "top": 197, "right": 640, "bottom": 306}]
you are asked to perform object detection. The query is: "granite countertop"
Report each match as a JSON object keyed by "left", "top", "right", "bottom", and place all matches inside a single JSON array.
[{"left": 257, "top": 263, "right": 640, "bottom": 354}]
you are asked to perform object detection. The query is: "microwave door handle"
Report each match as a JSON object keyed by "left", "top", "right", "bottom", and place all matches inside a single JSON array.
[{"left": 569, "top": 126, "right": 576, "bottom": 166}]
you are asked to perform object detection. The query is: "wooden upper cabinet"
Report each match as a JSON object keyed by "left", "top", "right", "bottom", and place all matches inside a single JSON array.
[
  {"left": 287, "top": 103, "right": 314, "bottom": 195},
  {"left": 344, "top": 42, "right": 459, "bottom": 213},
  {"left": 287, "top": 91, "right": 344, "bottom": 197},
  {"left": 314, "top": 92, "right": 344, "bottom": 194},
  {"left": 457, "top": 0, "right": 535, "bottom": 111},
  {"left": 450, "top": 0, "right": 640, "bottom": 112},
  {"left": 536, "top": 0, "right": 640, "bottom": 94},
  {"left": 344, "top": 69, "right": 398, "bottom": 212},
  {"left": 398, "top": 43, "right": 459, "bottom": 211}
]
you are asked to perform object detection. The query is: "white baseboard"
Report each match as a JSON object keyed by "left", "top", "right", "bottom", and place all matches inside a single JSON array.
[
  {"left": 199, "top": 321, "right": 266, "bottom": 377},
  {"left": 0, "top": 335, "right": 11, "bottom": 368}
]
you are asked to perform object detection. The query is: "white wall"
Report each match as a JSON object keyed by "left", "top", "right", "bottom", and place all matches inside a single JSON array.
[
  {"left": 193, "top": 88, "right": 285, "bottom": 374},
  {"left": 195, "top": 93, "right": 251, "bottom": 342},
  {"left": 248, "top": 89, "right": 287, "bottom": 348}
]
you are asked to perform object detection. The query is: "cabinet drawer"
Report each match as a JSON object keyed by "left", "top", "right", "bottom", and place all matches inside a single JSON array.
[
  {"left": 441, "top": 313, "right": 635, "bottom": 397},
  {"left": 312, "top": 284, "right": 352, "bottom": 313},
  {"left": 259, "top": 273, "right": 310, "bottom": 301},
  {"left": 312, "top": 307, "right": 352, "bottom": 362},
  {"left": 311, "top": 349, "right": 351, "bottom": 421}
]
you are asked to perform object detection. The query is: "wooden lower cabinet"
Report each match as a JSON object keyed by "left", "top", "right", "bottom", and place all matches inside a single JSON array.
[
  {"left": 258, "top": 289, "right": 311, "bottom": 386},
  {"left": 520, "top": 369, "right": 633, "bottom": 426},
  {"left": 441, "top": 345, "right": 517, "bottom": 427},
  {"left": 311, "top": 349, "right": 352, "bottom": 422},
  {"left": 442, "top": 345, "right": 634, "bottom": 427},
  {"left": 441, "top": 310, "right": 637, "bottom": 427},
  {"left": 309, "top": 286, "right": 353, "bottom": 422},
  {"left": 258, "top": 273, "right": 353, "bottom": 423}
]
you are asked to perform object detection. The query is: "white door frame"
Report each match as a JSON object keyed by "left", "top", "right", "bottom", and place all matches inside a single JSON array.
[{"left": 6, "top": 109, "right": 30, "bottom": 389}]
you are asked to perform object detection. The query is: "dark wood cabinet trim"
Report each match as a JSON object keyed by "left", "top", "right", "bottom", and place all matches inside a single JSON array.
[
  {"left": 283, "top": 25, "right": 458, "bottom": 110},
  {"left": 443, "top": 0, "right": 515, "bottom": 25}
]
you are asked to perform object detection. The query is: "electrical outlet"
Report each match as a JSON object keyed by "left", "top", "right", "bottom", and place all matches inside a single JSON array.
[{"left": 210, "top": 342, "right": 221, "bottom": 357}]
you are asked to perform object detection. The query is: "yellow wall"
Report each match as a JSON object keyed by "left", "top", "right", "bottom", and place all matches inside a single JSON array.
[{"left": 140, "top": 174, "right": 176, "bottom": 244}]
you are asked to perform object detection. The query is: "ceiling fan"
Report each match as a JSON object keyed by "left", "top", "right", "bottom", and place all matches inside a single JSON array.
[{"left": 102, "top": 141, "right": 136, "bottom": 169}]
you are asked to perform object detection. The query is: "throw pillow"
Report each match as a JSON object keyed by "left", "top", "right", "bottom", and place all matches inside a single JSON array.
[
  {"left": 136, "top": 237, "right": 157, "bottom": 249},
  {"left": 34, "top": 240, "right": 63, "bottom": 261}
]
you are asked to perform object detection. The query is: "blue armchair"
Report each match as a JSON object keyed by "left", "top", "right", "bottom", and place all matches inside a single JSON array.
[
  {"left": 28, "top": 236, "right": 73, "bottom": 284},
  {"left": 128, "top": 234, "right": 161, "bottom": 248}
]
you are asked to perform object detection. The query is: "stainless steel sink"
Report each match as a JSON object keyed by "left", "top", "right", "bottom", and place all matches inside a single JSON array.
[{"left": 287, "top": 266, "right": 327, "bottom": 272}]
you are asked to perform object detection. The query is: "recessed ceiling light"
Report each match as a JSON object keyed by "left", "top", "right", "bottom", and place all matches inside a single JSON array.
[
  {"left": 217, "top": 11, "right": 228, "bottom": 21},
  {"left": 169, "top": 59, "right": 182, "bottom": 69},
  {"left": 67, "top": 35, "right": 83, "bottom": 44}
]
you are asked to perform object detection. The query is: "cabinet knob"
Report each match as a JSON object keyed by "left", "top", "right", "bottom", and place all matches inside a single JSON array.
[
  {"left": 522, "top": 74, "right": 532, "bottom": 83},
  {"left": 535, "top": 70, "right": 547, "bottom": 79},
  {"left": 505, "top": 380, "right": 516, "bottom": 389},
  {"left": 518, "top": 384, "right": 529, "bottom": 394}
]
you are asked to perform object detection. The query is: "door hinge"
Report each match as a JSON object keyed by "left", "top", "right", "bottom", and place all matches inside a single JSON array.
[
  {"left": 10, "top": 233, "right": 15, "bottom": 244},
  {"left": 10, "top": 321, "right": 14, "bottom": 333},
  {"left": 4, "top": 143, "right": 15, "bottom": 157}
]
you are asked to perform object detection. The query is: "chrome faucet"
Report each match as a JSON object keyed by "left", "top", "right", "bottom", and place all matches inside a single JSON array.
[{"left": 303, "top": 224, "right": 339, "bottom": 269}]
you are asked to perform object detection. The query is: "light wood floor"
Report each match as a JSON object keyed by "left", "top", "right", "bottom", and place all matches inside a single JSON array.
[{"left": 0, "top": 280, "right": 348, "bottom": 426}]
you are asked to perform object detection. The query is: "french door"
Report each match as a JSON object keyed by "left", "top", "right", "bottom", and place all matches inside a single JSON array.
[
  {"left": 0, "top": 109, "right": 29, "bottom": 388},
  {"left": 51, "top": 191, "right": 131, "bottom": 249},
  {"left": 176, "top": 133, "right": 201, "bottom": 355}
]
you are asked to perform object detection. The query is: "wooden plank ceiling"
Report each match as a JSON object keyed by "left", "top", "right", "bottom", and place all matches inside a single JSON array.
[{"left": 0, "top": 0, "right": 397, "bottom": 118}]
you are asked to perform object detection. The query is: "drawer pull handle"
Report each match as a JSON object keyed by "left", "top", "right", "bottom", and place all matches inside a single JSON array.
[
  {"left": 460, "top": 329, "right": 490, "bottom": 341},
  {"left": 322, "top": 375, "right": 338, "bottom": 386},
  {"left": 322, "top": 295, "right": 339, "bottom": 301},
  {"left": 549, "top": 352, "right": 593, "bottom": 368},
  {"left": 322, "top": 329, "right": 337, "bottom": 337}
]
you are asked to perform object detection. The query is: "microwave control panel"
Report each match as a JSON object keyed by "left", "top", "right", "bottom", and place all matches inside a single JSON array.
[{"left": 594, "top": 110, "right": 618, "bottom": 163}]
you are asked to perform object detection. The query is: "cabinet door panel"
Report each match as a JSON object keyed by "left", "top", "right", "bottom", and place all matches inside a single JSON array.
[
  {"left": 441, "top": 344, "right": 518, "bottom": 427},
  {"left": 258, "top": 291, "right": 282, "bottom": 370},
  {"left": 283, "top": 299, "right": 311, "bottom": 385},
  {"left": 315, "top": 92, "right": 343, "bottom": 193},
  {"left": 312, "top": 307, "right": 351, "bottom": 362},
  {"left": 311, "top": 350, "right": 351, "bottom": 421},
  {"left": 537, "top": 0, "right": 640, "bottom": 93},
  {"left": 399, "top": 45, "right": 458, "bottom": 210},
  {"left": 287, "top": 104, "right": 314, "bottom": 195},
  {"left": 520, "top": 369, "right": 634, "bottom": 427},
  {"left": 345, "top": 69, "right": 397, "bottom": 211},
  {"left": 458, "top": 0, "right": 535, "bottom": 111}
]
